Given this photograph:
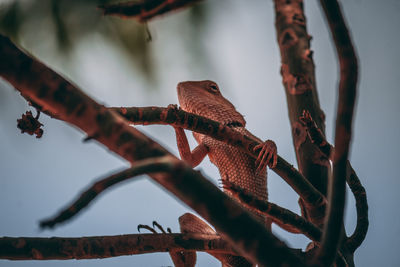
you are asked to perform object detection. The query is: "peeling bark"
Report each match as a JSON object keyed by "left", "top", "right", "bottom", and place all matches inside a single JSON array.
[{"left": 274, "top": 0, "right": 330, "bottom": 203}]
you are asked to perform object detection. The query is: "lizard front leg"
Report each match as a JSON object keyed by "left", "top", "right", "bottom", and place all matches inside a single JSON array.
[
  {"left": 254, "top": 139, "right": 278, "bottom": 173},
  {"left": 173, "top": 126, "right": 209, "bottom": 168}
]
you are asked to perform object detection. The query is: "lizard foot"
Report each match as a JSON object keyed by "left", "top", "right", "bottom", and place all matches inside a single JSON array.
[
  {"left": 254, "top": 140, "right": 278, "bottom": 172},
  {"left": 137, "top": 220, "right": 172, "bottom": 234}
]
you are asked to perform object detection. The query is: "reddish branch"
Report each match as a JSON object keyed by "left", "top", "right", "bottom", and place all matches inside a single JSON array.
[
  {"left": 345, "top": 165, "right": 368, "bottom": 253},
  {"left": 223, "top": 181, "right": 322, "bottom": 241},
  {"left": 300, "top": 111, "right": 368, "bottom": 253},
  {"left": 0, "top": 35, "right": 305, "bottom": 266},
  {"left": 99, "top": 0, "right": 202, "bottom": 22},
  {"left": 315, "top": 0, "right": 359, "bottom": 265},
  {"left": 273, "top": 1, "right": 331, "bottom": 231},
  {"left": 0, "top": 234, "right": 233, "bottom": 260},
  {"left": 111, "top": 106, "right": 327, "bottom": 227}
]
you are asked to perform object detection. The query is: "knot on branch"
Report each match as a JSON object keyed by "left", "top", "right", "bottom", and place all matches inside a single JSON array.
[{"left": 17, "top": 110, "right": 43, "bottom": 138}]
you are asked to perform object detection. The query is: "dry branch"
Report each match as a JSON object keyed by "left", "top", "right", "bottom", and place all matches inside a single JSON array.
[
  {"left": 273, "top": 0, "right": 330, "bottom": 222},
  {"left": 223, "top": 181, "right": 322, "bottom": 241},
  {"left": 0, "top": 234, "right": 232, "bottom": 260},
  {"left": 40, "top": 156, "right": 172, "bottom": 229}
]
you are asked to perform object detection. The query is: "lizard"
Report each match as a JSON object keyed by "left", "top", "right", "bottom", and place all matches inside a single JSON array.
[{"left": 172, "top": 80, "right": 278, "bottom": 267}]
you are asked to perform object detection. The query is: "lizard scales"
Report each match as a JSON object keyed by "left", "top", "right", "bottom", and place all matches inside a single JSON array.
[{"left": 177, "top": 80, "right": 270, "bottom": 218}]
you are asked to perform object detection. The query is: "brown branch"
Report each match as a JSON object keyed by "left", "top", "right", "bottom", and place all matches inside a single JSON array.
[
  {"left": 111, "top": 106, "right": 327, "bottom": 227},
  {"left": 345, "top": 165, "right": 368, "bottom": 253},
  {"left": 0, "top": 234, "right": 233, "bottom": 260},
  {"left": 0, "top": 35, "right": 305, "bottom": 266},
  {"left": 300, "top": 111, "right": 368, "bottom": 253},
  {"left": 99, "top": 0, "right": 202, "bottom": 22},
  {"left": 223, "top": 181, "right": 322, "bottom": 242},
  {"left": 315, "top": 0, "right": 359, "bottom": 265},
  {"left": 273, "top": 1, "right": 331, "bottom": 231},
  {"left": 39, "top": 156, "right": 173, "bottom": 229}
]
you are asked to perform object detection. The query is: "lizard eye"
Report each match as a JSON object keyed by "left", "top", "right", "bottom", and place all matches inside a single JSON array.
[{"left": 209, "top": 84, "right": 219, "bottom": 92}]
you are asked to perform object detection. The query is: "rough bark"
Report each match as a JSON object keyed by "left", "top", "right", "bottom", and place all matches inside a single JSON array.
[{"left": 273, "top": 0, "right": 330, "bottom": 227}]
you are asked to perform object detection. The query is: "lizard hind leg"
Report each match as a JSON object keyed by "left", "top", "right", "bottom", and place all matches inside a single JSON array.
[{"left": 179, "top": 213, "right": 254, "bottom": 267}]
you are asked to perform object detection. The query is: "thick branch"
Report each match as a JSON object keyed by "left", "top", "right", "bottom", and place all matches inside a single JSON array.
[
  {"left": 99, "top": 0, "right": 202, "bottom": 22},
  {"left": 315, "top": 0, "right": 358, "bottom": 265},
  {"left": 0, "top": 35, "right": 305, "bottom": 266},
  {"left": 111, "top": 106, "right": 327, "bottom": 227},
  {"left": 273, "top": 0, "right": 330, "bottom": 208},
  {"left": 0, "top": 234, "right": 232, "bottom": 260}
]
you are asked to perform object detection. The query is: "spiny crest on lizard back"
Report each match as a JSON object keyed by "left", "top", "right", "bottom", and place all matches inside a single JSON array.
[{"left": 177, "top": 80, "right": 246, "bottom": 126}]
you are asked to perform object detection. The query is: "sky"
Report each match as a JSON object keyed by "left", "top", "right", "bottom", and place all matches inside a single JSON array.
[{"left": 0, "top": 1, "right": 399, "bottom": 266}]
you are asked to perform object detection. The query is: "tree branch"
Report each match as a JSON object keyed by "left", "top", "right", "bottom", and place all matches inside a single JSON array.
[
  {"left": 0, "top": 234, "right": 233, "bottom": 260},
  {"left": 300, "top": 111, "right": 368, "bottom": 254},
  {"left": 99, "top": 0, "right": 202, "bottom": 22},
  {"left": 273, "top": 1, "right": 331, "bottom": 227},
  {"left": 315, "top": 0, "right": 359, "bottom": 265},
  {"left": 223, "top": 180, "right": 322, "bottom": 242},
  {"left": 345, "top": 165, "right": 368, "bottom": 253},
  {"left": 39, "top": 156, "right": 172, "bottom": 229},
  {"left": 0, "top": 34, "right": 305, "bottom": 266}
]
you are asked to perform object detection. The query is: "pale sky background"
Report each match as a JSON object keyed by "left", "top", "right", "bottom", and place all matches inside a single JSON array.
[{"left": 0, "top": 0, "right": 399, "bottom": 266}]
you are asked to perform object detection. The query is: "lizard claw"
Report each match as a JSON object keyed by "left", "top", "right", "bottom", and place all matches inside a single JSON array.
[
  {"left": 138, "top": 221, "right": 172, "bottom": 234},
  {"left": 254, "top": 140, "right": 277, "bottom": 171}
]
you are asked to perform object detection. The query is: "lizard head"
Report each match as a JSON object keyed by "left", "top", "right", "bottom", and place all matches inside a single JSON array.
[{"left": 177, "top": 80, "right": 246, "bottom": 127}]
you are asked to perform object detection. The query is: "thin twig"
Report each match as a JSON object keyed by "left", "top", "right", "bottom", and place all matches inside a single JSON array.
[
  {"left": 315, "top": 0, "right": 359, "bottom": 265},
  {"left": 223, "top": 181, "right": 322, "bottom": 241},
  {"left": 40, "top": 156, "right": 172, "bottom": 229},
  {"left": 345, "top": 164, "right": 368, "bottom": 252}
]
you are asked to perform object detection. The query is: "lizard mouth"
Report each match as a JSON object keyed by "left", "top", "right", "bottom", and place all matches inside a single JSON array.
[{"left": 226, "top": 121, "right": 244, "bottom": 127}]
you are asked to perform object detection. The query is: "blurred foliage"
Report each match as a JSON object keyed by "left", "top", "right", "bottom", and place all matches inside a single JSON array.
[{"left": 0, "top": 0, "right": 208, "bottom": 81}]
